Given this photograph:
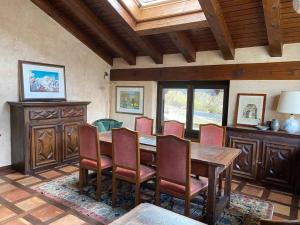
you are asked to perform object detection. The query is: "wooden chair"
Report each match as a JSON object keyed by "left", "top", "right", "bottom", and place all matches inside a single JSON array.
[
  {"left": 78, "top": 124, "right": 112, "bottom": 200},
  {"left": 199, "top": 124, "right": 226, "bottom": 147},
  {"left": 199, "top": 124, "right": 226, "bottom": 194},
  {"left": 260, "top": 220, "right": 300, "bottom": 225},
  {"left": 155, "top": 135, "right": 208, "bottom": 216},
  {"left": 135, "top": 116, "right": 154, "bottom": 136},
  {"left": 135, "top": 116, "right": 154, "bottom": 165},
  {"left": 112, "top": 128, "right": 156, "bottom": 206},
  {"left": 163, "top": 120, "right": 185, "bottom": 138}
]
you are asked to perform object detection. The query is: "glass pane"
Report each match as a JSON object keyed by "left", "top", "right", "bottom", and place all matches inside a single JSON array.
[
  {"left": 163, "top": 88, "right": 187, "bottom": 125},
  {"left": 193, "top": 89, "right": 224, "bottom": 130}
]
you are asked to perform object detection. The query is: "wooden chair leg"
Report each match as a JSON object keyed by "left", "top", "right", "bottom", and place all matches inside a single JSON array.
[
  {"left": 83, "top": 169, "right": 88, "bottom": 186},
  {"left": 135, "top": 182, "right": 140, "bottom": 206},
  {"left": 96, "top": 171, "right": 102, "bottom": 201},
  {"left": 218, "top": 173, "right": 223, "bottom": 196},
  {"left": 112, "top": 174, "right": 116, "bottom": 207},
  {"left": 155, "top": 178, "right": 160, "bottom": 206},
  {"left": 184, "top": 198, "right": 190, "bottom": 217},
  {"left": 79, "top": 167, "right": 84, "bottom": 194}
]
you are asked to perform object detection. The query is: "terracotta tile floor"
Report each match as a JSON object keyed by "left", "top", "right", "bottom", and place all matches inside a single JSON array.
[
  {"left": 240, "top": 183, "right": 265, "bottom": 197},
  {"left": 0, "top": 163, "right": 299, "bottom": 224}
]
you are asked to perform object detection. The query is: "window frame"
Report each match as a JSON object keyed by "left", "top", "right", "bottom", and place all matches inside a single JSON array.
[{"left": 156, "top": 81, "right": 229, "bottom": 138}]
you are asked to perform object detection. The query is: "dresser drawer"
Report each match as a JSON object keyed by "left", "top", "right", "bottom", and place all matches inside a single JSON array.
[
  {"left": 61, "top": 106, "right": 84, "bottom": 118},
  {"left": 29, "top": 108, "right": 59, "bottom": 120}
]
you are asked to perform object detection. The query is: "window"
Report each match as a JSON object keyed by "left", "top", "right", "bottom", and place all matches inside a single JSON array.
[
  {"left": 162, "top": 88, "right": 187, "bottom": 125},
  {"left": 157, "top": 81, "right": 229, "bottom": 138},
  {"left": 135, "top": 0, "right": 183, "bottom": 7}
]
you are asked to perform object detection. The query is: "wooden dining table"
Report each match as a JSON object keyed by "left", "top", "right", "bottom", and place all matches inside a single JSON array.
[{"left": 99, "top": 132, "right": 241, "bottom": 225}]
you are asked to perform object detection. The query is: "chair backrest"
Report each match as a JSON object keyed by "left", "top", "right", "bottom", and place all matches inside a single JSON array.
[
  {"left": 199, "top": 124, "right": 226, "bottom": 147},
  {"left": 163, "top": 120, "right": 185, "bottom": 138},
  {"left": 260, "top": 220, "right": 300, "bottom": 225},
  {"left": 79, "top": 124, "right": 100, "bottom": 162},
  {"left": 135, "top": 116, "right": 154, "bottom": 136},
  {"left": 112, "top": 128, "right": 139, "bottom": 171},
  {"left": 93, "top": 119, "right": 123, "bottom": 132},
  {"left": 156, "top": 135, "right": 191, "bottom": 186}
]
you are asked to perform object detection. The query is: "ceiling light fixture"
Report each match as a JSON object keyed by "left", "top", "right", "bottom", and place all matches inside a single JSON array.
[{"left": 294, "top": 0, "right": 300, "bottom": 13}]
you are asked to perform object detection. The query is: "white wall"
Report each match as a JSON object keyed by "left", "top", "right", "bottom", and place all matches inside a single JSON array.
[
  {"left": 0, "top": 0, "right": 111, "bottom": 167},
  {"left": 111, "top": 44, "right": 300, "bottom": 130},
  {"left": 228, "top": 80, "right": 300, "bottom": 126},
  {"left": 113, "top": 43, "right": 300, "bottom": 69}
]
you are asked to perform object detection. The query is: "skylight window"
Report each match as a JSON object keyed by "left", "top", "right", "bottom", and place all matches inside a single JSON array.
[{"left": 136, "top": 0, "right": 180, "bottom": 7}]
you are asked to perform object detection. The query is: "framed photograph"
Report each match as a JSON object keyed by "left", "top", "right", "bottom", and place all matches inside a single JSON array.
[
  {"left": 116, "top": 86, "right": 144, "bottom": 115},
  {"left": 234, "top": 93, "right": 267, "bottom": 127},
  {"left": 19, "top": 60, "right": 66, "bottom": 101}
]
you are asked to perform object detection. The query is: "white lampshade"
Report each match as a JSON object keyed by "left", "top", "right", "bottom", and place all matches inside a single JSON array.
[
  {"left": 277, "top": 91, "right": 300, "bottom": 114},
  {"left": 294, "top": 0, "right": 300, "bottom": 13}
]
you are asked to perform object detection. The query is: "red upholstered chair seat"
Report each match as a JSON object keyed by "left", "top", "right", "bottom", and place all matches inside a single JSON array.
[
  {"left": 160, "top": 177, "right": 208, "bottom": 196},
  {"left": 81, "top": 155, "right": 112, "bottom": 170},
  {"left": 115, "top": 165, "right": 156, "bottom": 180}
]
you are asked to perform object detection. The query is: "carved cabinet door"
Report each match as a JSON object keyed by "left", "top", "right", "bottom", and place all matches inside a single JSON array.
[
  {"left": 261, "top": 141, "right": 295, "bottom": 186},
  {"left": 62, "top": 121, "right": 82, "bottom": 162},
  {"left": 229, "top": 136, "right": 259, "bottom": 180},
  {"left": 31, "top": 125, "right": 59, "bottom": 169}
]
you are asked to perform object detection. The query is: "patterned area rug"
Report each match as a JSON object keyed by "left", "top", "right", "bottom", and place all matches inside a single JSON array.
[{"left": 32, "top": 173, "right": 273, "bottom": 225}]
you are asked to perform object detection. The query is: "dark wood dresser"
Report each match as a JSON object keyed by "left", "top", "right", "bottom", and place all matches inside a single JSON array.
[
  {"left": 226, "top": 126, "right": 300, "bottom": 194},
  {"left": 8, "top": 101, "right": 90, "bottom": 174}
]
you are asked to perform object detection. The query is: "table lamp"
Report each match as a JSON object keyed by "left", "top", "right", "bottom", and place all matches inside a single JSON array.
[{"left": 277, "top": 91, "right": 300, "bottom": 133}]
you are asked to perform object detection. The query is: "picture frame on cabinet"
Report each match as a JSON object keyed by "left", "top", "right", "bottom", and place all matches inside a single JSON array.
[
  {"left": 19, "top": 60, "right": 66, "bottom": 101},
  {"left": 234, "top": 93, "right": 266, "bottom": 127}
]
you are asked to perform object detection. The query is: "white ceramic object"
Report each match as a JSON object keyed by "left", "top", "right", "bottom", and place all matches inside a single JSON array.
[{"left": 283, "top": 115, "right": 299, "bottom": 134}]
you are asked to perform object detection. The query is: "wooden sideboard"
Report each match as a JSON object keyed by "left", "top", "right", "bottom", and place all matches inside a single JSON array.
[
  {"left": 8, "top": 101, "right": 90, "bottom": 174},
  {"left": 226, "top": 126, "right": 300, "bottom": 194}
]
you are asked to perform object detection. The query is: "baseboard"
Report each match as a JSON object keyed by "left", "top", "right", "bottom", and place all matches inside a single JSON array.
[{"left": 0, "top": 165, "right": 12, "bottom": 171}]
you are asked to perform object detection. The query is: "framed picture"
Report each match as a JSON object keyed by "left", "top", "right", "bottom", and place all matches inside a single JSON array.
[
  {"left": 19, "top": 60, "right": 66, "bottom": 101},
  {"left": 234, "top": 93, "right": 267, "bottom": 127},
  {"left": 116, "top": 86, "right": 144, "bottom": 115}
]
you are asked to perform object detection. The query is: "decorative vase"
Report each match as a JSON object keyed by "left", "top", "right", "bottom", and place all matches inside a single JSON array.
[
  {"left": 284, "top": 115, "right": 299, "bottom": 134},
  {"left": 271, "top": 119, "right": 280, "bottom": 131}
]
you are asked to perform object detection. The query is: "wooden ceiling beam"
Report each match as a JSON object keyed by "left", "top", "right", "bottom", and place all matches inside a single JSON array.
[
  {"left": 31, "top": 0, "right": 113, "bottom": 65},
  {"left": 262, "top": 0, "right": 283, "bottom": 57},
  {"left": 110, "top": 61, "right": 300, "bottom": 81},
  {"left": 106, "top": 0, "right": 163, "bottom": 64},
  {"left": 60, "top": 0, "right": 136, "bottom": 65},
  {"left": 136, "top": 12, "right": 208, "bottom": 36},
  {"left": 198, "top": 0, "right": 235, "bottom": 60},
  {"left": 168, "top": 31, "right": 196, "bottom": 62}
]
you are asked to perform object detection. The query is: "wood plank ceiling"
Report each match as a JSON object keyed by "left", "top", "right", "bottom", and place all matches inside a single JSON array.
[{"left": 31, "top": 0, "right": 300, "bottom": 66}]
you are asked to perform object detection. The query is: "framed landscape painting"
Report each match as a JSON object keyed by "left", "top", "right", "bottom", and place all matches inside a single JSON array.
[
  {"left": 19, "top": 61, "right": 66, "bottom": 101},
  {"left": 116, "top": 86, "right": 144, "bottom": 115},
  {"left": 234, "top": 93, "right": 266, "bottom": 127}
]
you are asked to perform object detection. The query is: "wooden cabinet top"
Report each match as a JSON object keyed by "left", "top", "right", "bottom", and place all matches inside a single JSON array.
[
  {"left": 7, "top": 101, "right": 91, "bottom": 107},
  {"left": 227, "top": 125, "right": 300, "bottom": 138}
]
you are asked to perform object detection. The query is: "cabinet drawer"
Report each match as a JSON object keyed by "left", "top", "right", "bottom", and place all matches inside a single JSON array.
[
  {"left": 61, "top": 107, "right": 84, "bottom": 118},
  {"left": 29, "top": 109, "right": 59, "bottom": 120}
]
